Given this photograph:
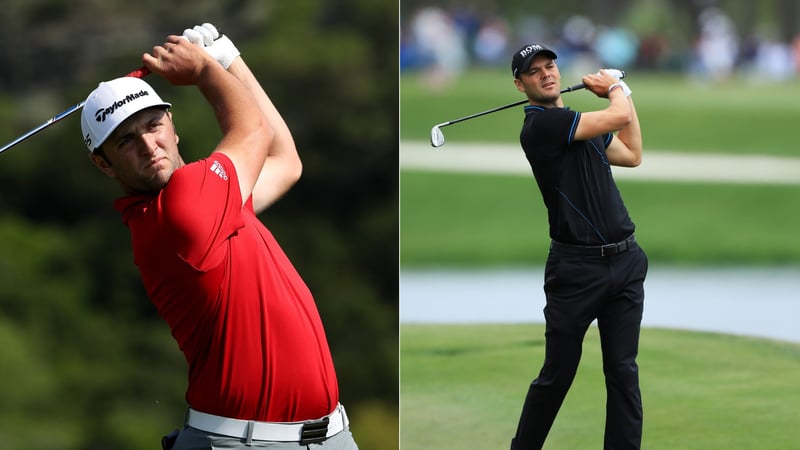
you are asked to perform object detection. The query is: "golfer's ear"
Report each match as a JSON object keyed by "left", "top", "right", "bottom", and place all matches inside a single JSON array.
[
  {"left": 167, "top": 111, "right": 179, "bottom": 145},
  {"left": 88, "top": 152, "right": 115, "bottom": 178}
]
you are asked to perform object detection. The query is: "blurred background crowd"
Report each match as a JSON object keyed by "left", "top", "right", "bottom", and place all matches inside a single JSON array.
[{"left": 401, "top": 0, "right": 800, "bottom": 86}]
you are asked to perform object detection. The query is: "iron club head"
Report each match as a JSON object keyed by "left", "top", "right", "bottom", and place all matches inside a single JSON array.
[{"left": 430, "top": 124, "right": 446, "bottom": 148}]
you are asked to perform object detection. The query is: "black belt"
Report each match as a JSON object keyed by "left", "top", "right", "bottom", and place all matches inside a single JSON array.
[{"left": 550, "top": 235, "right": 637, "bottom": 257}]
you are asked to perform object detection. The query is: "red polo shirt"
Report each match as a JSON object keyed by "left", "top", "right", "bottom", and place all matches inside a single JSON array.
[{"left": 114, "top": 153, "right": 339, "bottom": 422}]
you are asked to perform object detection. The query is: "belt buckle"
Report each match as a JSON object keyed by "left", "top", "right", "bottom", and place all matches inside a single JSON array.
[{"left": 300, "top": 416, "right": 330, "bottom": 445}]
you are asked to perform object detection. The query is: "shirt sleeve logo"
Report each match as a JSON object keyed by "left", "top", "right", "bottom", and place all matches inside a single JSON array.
[{"left": 209, "top": 160, "right": 229, "bottom": 180}]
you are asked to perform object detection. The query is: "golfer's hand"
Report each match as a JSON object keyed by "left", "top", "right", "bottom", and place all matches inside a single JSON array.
[
  {"left": 143, "top": 35, "right": 217, "bottom": 85},
  {"left": 582, "top": 69, "right": 621, "bottom": 98}
]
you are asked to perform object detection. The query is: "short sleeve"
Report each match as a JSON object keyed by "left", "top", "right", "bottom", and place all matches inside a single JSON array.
[
  {"left": 521, "top": 107, "right": 580, "bottom": 159},
  {"left": 159, "top": 153, "right": 245, "bottom": 270}
]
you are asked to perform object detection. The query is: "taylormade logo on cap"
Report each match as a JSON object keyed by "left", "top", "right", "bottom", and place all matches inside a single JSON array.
[
  {"left": 80, "top": 76, "right": 171, "bottom": 152},
  {"left": 94, "top": 89, "right": 151, "bottom": 123}
]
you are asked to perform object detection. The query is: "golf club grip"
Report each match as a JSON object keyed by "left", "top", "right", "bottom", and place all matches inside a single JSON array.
[
  {"left": 561, "top": 83, "right": 585, "bottom": 93},
  {"left": 125, "top": 66, "right": 151, "bottom": 78}
]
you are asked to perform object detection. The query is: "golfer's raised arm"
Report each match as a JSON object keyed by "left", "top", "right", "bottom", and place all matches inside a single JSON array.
[
  {"left": 607, "top": 96, "right": 642, "bottom": 167},
  {"left": 573, "top": 71, "right": 632, "bottom": 141},
  {"left": 577, "top": 70, "right": 642, "bottom": 167},
  {"left": 143, "top": 36, "right": 273, "bottom": 205},
  {"left": 227, "top": 57, "right": 302, "bottom": 213}
]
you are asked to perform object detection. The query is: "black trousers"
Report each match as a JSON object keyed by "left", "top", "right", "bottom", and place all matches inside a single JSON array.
[{"left": 511, "top": 242, "right": 648, "bottom": 450}]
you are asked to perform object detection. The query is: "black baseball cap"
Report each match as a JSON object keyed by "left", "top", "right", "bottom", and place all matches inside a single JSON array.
[{"left": 512, "top": 44, "right": 558, "bottom": 78}]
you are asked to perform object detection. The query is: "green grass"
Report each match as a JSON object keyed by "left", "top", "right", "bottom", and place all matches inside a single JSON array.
[
  {"left": 400, "top": 323, "right": 800, "bottom": 450},
  {"left": 401, "top": 68, "right": 800, "bottom": 156},
  {"left": 400, "top": 170, "right": 800, "bottom": 266}
]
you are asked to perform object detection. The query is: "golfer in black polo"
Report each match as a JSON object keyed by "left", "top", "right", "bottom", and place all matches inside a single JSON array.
[{"left": 509, "top": 44, "right": 647, "bottom": 450}]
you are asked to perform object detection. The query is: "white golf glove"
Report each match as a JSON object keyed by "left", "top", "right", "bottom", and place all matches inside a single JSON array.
[
  {"left": 182, "top": 23, "right": 240, "bottom": 70},
  {"left": 603, "top": 68, "right": 625, "bottom": 80}
]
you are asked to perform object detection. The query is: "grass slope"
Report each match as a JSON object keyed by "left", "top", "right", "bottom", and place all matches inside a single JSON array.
[
  {"left": 400, "top": 323, "right": 800, "bottom": 450},
  {"left": 400, "top": 171, "right": 800, "bottom": 266}
]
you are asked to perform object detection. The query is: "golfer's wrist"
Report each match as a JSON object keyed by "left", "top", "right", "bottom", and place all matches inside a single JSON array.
[{"left": 608, "top": 81, "right": 632, "bottom": 97}]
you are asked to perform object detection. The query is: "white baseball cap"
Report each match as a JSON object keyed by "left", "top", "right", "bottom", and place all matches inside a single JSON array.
[{"left": 80, "top": 76, "right": 171, "bottom": 152}]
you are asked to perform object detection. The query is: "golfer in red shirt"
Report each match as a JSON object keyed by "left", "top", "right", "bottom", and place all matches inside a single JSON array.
[{"left": 81, "top": 24, "right": 358, "bottom": 450}]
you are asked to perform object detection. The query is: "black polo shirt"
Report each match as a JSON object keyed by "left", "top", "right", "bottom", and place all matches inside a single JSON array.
[{"left": 519, "top": 105, "right": 635, "bottom": 245}]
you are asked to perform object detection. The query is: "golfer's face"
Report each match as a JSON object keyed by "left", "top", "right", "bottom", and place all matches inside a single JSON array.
[
  {"left": 516, "top": 56, "right": 561, "bottom": 104},
  {"left": 99, "top": 108, "right": 183, "bottom": 194}
]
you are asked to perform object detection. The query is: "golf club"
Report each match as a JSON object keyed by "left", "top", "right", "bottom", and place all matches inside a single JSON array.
[
  {"left": 430, "top": 70, "right": 625, "bottom": 148},
  {"left": 0, "top": 66, "right": 151, "bottom": 155}
]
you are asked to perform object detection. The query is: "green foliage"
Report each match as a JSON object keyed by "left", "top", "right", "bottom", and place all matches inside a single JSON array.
[
  {"left": 401, "top": 323, "right": 800, "bottom": 449},
  {"left": 0, "top": 1, "right": 397, "bottom": 449}
]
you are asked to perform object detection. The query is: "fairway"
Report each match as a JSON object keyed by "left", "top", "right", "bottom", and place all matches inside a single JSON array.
[{"left": 400, "top": 323, "right": 800, "bottom": 450}]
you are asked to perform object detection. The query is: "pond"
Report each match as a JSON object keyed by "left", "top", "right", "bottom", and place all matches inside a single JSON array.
[{"left": 400, "top": 265, "right": 800, "bottom": 343}]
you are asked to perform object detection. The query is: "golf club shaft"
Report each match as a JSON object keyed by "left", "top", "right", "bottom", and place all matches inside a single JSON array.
[
  {"left": 0, "top": 66, "right": 151, "bottom": 155},
  {"left": 430, "top": 71, "right": 626, "bottom": 148},
  {"left": 439, "top": 82, "right": 586, "bottom": 128}
]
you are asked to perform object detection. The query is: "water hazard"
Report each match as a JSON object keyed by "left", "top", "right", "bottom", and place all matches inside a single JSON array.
[{"left": 401, "top": 265, "right": 800, "bottom": 343}]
